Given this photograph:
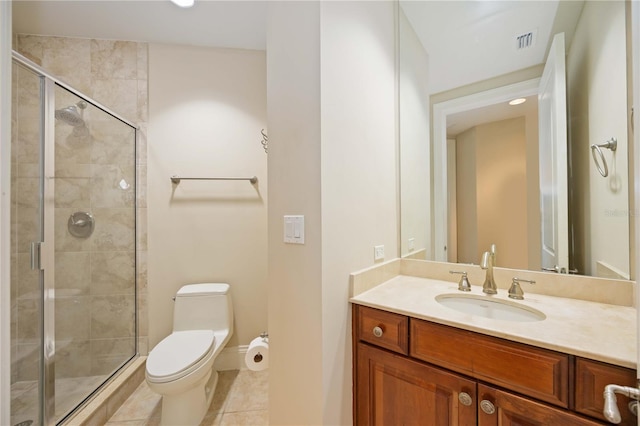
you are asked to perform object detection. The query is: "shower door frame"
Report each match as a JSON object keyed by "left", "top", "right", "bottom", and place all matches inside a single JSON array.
[{"left": 12, "top": 50, "right": 139, "bottom": 426}]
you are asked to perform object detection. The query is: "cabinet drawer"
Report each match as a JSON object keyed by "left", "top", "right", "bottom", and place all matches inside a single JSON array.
[
  {"left": 575, "top": 358, "right": 637, "bottom": 425},
  {"left": 356, "top": 306, "right": 408, "bottom": 355},
  {"left": 410, "top": 319, "right": 569, "bottom": 407}
]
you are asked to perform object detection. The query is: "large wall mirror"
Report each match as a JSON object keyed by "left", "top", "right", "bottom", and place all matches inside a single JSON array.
[{"left": 399, "top": 0, "right": 633, "bottom": 279}]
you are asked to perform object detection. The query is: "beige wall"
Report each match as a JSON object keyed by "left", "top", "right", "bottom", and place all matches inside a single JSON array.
[
  {"left": 455, "top": 117, "right": 528, "bottom": 268},
  {"left": 399, "top": 8, "right": 430, "bottom": 258},
  {"left": 476, "top": 117, "right": 528, "bottom": 269},
  {"left": 147, "top": 44, "right": 267, "bottom": 350},
  {"left": 320, "top": 2, "right": 397, "bottom": 423},
  {"left": 567, "top": 0, "right": 629, "bottom": 278},
  {"left": 266, "top": 3, "right": 323, "bottom": 423},
  {"left": 524, "top": 104, "right": 540, "bottom": 271},
  {"left": 267, "top": 1, "right": 397, "bottom": 424},
  {"left": 455, "top": 127, "right": 478, "bottom": 264}
]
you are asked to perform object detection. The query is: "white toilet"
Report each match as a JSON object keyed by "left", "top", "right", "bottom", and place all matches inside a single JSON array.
[{"left": 146, "top": 283, "right": 233, "bottom": 426}]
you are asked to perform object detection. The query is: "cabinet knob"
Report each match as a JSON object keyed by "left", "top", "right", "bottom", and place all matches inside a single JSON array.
[
  {"left": 458, "top": 392, "right": 473, "bottom": 406},
  {"left": 480, "top": 399, "right": 496, "bottom": 415},
  {"left": 372, "top": 326, "right": 384, "bottom": 338}
]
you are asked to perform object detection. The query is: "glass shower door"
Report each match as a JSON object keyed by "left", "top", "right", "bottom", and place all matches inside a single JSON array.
[
  {"left": 11, "top": 51, "right": 138, "bottom": 425},
  {"left": 10, "top": 61, "right": 45, "bottom": 426},
  {"left": 52, "top": 85, "right": 137, "bottom": 423}
]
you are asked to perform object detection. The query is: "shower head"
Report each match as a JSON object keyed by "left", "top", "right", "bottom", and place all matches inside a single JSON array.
[{"left": 55, "top": 101, "right": 87, "bottom": 127}]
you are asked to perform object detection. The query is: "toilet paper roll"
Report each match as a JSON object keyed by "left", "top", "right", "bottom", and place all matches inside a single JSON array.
[{"left": 245, "top": 336, "right": 269, "bottom": 371}]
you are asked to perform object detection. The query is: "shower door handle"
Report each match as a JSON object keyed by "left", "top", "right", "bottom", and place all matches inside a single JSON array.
[{"left": 30, "top": 241, "right": 44, "bottom": 270}]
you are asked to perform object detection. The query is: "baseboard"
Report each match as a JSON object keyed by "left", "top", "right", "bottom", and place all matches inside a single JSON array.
[{"left": 214, "top": 345, "right": 249, "bottom": 371}]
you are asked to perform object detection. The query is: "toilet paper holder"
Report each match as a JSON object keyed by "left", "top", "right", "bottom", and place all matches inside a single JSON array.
[{"left": 249, "top": 332, "right": 269, "bottom": 366}]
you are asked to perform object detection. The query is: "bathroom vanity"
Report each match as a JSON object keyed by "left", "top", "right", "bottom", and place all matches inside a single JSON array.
[{"left": 350, "top": 260, "right": 637, "bottom": 425}]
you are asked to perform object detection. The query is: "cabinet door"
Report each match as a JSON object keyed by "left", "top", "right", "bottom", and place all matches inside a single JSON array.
[
  {"left": 477, "top": 384, "right": 603, "bottom": 426},
  {"left": 356, "top": 343, "right": 476, "bottom": 426},
  {"left": 575, "top": 358, "right": 637, "bottom": 425}
]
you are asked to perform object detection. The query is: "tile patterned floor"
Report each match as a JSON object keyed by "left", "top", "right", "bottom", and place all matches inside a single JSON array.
[
  {"left": 11, "top": 375, "right": 107, "bottom": 426},
  {"left": 105, "top": 370, "right": 268, "bottom": 426}
]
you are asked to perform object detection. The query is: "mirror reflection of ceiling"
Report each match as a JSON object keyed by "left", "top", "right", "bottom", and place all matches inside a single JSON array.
[
  {"left": 400, "top": 0, "right": 583, "bottom": 95},
  {"left": 446, "top": 95, "right": 538, "bottom": 138}
]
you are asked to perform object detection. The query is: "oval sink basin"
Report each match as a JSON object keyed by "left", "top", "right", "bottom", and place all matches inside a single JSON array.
[{"left": 435, "top": 294, "right": 546, "bottom": 322}]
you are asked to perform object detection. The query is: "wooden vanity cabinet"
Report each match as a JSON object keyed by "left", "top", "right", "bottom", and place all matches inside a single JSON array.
[
  {"left": 353, "top": 305, "right": 637, "bottom": 425},
  {"left": 356, "top": 342, "right": 477, "bottom": 426}
]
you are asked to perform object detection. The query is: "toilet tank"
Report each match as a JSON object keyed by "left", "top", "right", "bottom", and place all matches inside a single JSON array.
[{"left": 173, "top": 283, "right": 233, "bottom": 333}]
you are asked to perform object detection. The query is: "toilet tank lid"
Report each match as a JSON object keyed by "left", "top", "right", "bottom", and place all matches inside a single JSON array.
[{"left": 177, "top": 283, "right": 230, "bottom": 297}]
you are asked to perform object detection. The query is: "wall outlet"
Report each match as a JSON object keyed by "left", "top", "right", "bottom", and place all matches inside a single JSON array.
[
  {"left": 408, "top": 238, "right": 415, "bottom": 252},
  {"left": 374, "top": 245, "right": 385, "bottom": 261}
]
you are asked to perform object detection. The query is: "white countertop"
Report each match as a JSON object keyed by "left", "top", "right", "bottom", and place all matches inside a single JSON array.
[{"left": 350, "top": 274, "right": 637, "bottom": 369}]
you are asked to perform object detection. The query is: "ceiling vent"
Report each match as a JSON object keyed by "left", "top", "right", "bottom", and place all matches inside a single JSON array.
[{"left": 515, "top": 29, "right": 537, "bottom": 50}]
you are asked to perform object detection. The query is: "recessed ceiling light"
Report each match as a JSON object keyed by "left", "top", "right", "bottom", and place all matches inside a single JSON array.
[
  {"left": 171, "top": 0, "right": 195, "bottom": 8},
  {"left": 509, "top": 98, "right": 527, "bottom": 106}
]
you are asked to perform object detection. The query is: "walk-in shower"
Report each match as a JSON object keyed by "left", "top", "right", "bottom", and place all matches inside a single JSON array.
[{"left": 10, "top": 52, "right": 138, "bottom": 425}]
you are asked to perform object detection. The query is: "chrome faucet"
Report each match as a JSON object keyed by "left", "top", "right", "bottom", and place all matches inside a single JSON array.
[
  {"left": 481, "top": 244, "right": 497, "bottom": 294},
  {"left": 508, "top": 277, "right": 535, "bottom": 300},
  {"left": 449, "top": 270, "right": 472, "bottom": 292}
]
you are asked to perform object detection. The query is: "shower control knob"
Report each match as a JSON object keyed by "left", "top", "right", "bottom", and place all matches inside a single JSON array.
[{"left": 372, "top": 326, "right": 384, "bottom": 338}]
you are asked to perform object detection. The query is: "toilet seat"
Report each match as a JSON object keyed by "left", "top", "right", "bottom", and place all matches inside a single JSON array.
[{"left": 146, "top": 330, "right": 216, "bottom": 383}]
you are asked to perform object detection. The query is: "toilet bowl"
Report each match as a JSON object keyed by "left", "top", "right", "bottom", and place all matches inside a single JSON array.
[{"left": 146, "top": 283, "right": 233, "bottom": 426}]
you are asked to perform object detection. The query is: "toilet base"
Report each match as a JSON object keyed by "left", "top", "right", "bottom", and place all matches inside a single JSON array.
[{"left": 159, "top": 369, "right": 219, "bottom": 426}]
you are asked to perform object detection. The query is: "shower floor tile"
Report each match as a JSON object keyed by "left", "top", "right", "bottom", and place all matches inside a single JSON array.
[
  {"left": 10, "top": 375, "right": 108, "bottom": 426},
  {"left": 105, "top": 369, "right": 268, "bottom": 426},
  {"left": 10, "top": 381, "right": 39, "bottom": 426}
]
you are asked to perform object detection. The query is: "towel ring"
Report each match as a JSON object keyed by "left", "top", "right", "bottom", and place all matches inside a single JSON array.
[{"left": 590, "top": 138, "right": 617, "bottom": 177}]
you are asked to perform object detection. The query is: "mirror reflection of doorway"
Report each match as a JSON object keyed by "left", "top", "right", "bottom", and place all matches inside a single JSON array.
[{"left": 449, "top": 114, "right": 534, "bottom": 270}]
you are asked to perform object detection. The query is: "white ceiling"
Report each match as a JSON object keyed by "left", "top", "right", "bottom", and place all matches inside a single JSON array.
[{"left": 12, "top": 0, "right": 268, "bottom": 51}]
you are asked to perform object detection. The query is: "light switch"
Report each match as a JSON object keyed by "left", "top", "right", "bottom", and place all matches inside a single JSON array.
[
  {"left": 284, "top": 215, "right": 305, "bottom": 244},
  {"left": 285, "top": 220, "right": 294, "bottom": 238}
]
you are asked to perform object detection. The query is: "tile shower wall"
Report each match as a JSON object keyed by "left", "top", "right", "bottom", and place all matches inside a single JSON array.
[{"left": 13, "top": 35, "right": 149, "bottom": 382}]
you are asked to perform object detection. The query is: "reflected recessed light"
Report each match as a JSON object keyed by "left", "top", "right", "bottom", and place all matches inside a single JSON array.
[
  {"left": 171, "top": 0, "right": 195, "bottom": 8},
  {"left": 509, "top": 98, "right": 527, "bottom": 106}
]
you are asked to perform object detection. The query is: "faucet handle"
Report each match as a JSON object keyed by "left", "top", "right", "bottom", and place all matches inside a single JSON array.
[
  {"left": 450, "top": 270, "right": 472, "bottom": 292},
  {"left": 509, "top": 278, "right": 535, "bottom": 300}
]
